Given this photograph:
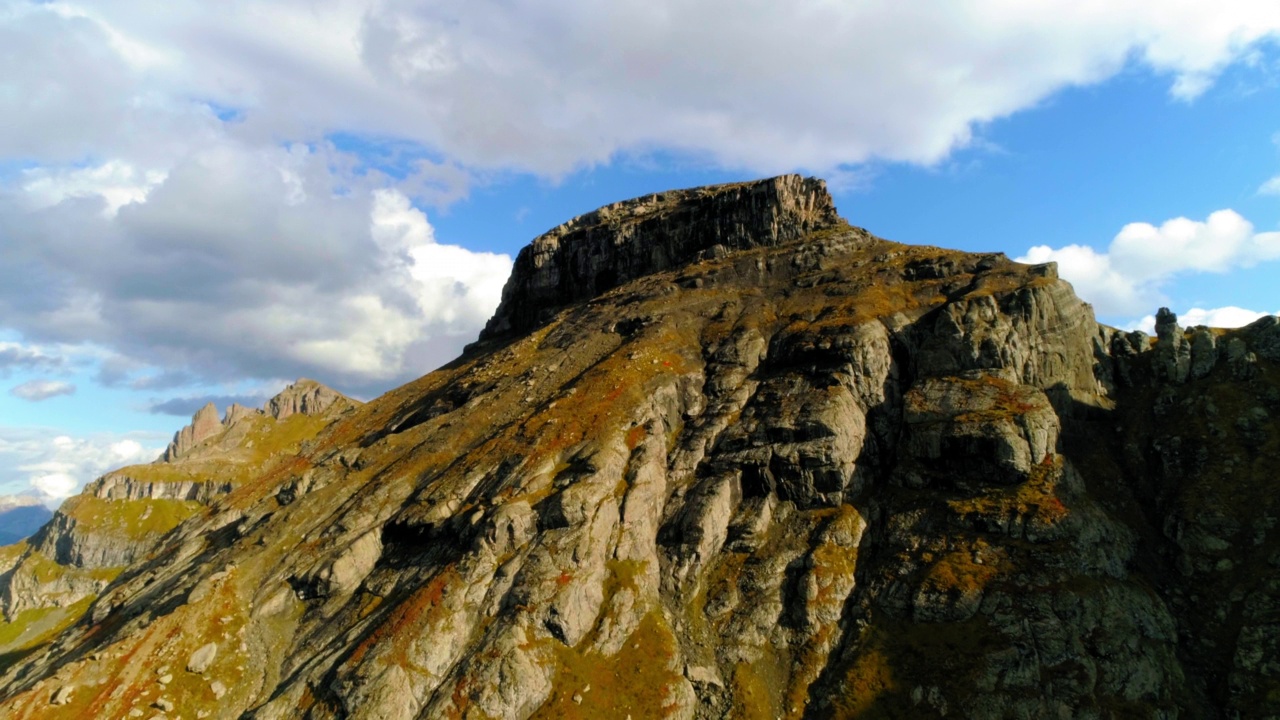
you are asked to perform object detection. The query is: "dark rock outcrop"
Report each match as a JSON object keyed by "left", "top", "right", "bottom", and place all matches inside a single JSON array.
[{"left": 481, "top": 174, "right": 841, "bottom": 339}]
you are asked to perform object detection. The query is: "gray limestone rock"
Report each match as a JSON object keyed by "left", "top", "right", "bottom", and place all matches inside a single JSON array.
[
  {"left": 266, "top": 378, "right": 348, "bottom": 420},
  {"left": 49, "top": 685, "right": 72, "bottom": 705},
  {"left": 1189, "top": 326, "right": 1217, "bottom": 379},
  {"left": 1153, "top": 307, "right": 1191, "bottom": 383}
]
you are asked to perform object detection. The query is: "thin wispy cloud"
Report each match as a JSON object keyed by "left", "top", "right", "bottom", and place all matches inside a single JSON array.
[{"left": 9, "top": 379, "right": 76, "bottom": 402}]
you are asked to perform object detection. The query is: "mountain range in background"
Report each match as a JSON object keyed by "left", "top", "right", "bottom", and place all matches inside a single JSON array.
[{"left": 0, "top": 498, "right": 52, "bottom": 547}]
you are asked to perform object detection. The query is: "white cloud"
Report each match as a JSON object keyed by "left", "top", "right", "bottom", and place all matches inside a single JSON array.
[
  {"left": 30, "top": 471, "right": 77, "bottom": 500},
  {"left": 0, "top": 139, "right": 511, "bottom": 393},
  {"left": 0, "top": 1, "right": 1277, "bottom": 395},
  {"left": 110, "top": 439, "right": 144, "bottom": 459},
  {"left": 0, "top": 341, "right": 65, "bottom": 376},
  {"left": 1124, "top": 306, "right": 1280, "bottom": 334},
  {"left": 0, "top": 427, "right": 164, "bottom": 502},
  {"left": 1019, "top": 209, "right": 1280, "bottom": 316},
  {"left": 2, "top": 2, "right": 1279, "bottom": 177},
  {"left": 22, "top": 160, "right": 167, "bottom": 216},
  {"left": 9, "top": 379, "right": 76, "bottom": 401},
  {"left": 1260, "top": 175, "right": 1280, "bottom": 195}
]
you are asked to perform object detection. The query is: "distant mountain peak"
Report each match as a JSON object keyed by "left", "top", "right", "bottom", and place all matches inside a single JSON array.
[
  {"left": 160, "top": 379, "right": 355, "bottom": 462},
  {"left": 0, "top": 496, "right": 44, "bottom": 512},
  {"left": 265, "top": 378, "right": 348, "bottom": 420}
]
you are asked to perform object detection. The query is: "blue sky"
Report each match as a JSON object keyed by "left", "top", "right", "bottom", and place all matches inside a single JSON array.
[{"left": 1, "top": 1, "right": 1278, "bottom": 504}]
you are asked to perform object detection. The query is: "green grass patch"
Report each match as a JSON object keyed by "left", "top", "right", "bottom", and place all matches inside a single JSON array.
[
  {"left": 63, "top": 496, "right": 203, "bottom": 540},
  {"left": 0, "top": 595, "right": 95, "bottom": 670}
]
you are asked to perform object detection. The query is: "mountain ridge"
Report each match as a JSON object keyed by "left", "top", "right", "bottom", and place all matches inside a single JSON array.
[
  {"left": 0, "top": 379, "right": 358, "bottom": 673},
  {"left": 0, "top": 177, "right": 1276, "bottom": 718}
]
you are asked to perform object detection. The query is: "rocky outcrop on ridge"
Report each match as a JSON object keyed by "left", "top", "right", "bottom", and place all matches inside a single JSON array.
[
  {"left": 0, "top": 177, "right": 1275, "bottom": 719},
  {"left": 266, "top": 378, "right": 350, "bottom": 420},
  {"left": 0, "top": 380, "right": 358, "bottom": 652},
  {"left": 162, "top": 380, "right": 355, "bottom": 464},
  {"left": 482, "top": 174, "right": 841, "bottom": 339},
  {"left": 161, "top": 402, "right": 223, "bottom": 462}
]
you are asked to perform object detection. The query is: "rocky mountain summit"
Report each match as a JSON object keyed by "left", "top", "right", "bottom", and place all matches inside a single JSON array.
[
  {"left": 162, "top": 379, "right": 352, "bottom": 461},
  {"left": 0, "top": 176, "right": 1277, "bottom": 719}
]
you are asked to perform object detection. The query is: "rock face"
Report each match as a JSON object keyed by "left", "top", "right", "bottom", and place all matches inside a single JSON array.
[
  {"left": 266, "top": 378, "right": 349, "bottom": 420},
  {"left": 0, "top": 179, "right": 1277, "bottom": 719},
  {"left": 161, "top": 403, "right": 223, "bottom": 462},
  {"left": 482, "top": 174, "right": 841, "bottom": 339}
]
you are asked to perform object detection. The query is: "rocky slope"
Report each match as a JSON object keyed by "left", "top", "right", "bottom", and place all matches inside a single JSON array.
[
  {"left": 0, "top": 176, "right": 1276, "bottom": 719},
  {"left": 0, "top": 381, "right": 357, "bottom": 672}
]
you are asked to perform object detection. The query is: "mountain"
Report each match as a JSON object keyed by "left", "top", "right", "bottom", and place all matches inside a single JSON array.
[
  {"left": 0, "top": 176, "right": 1277, "bottom": 719},
  {"left": 0, "top": 498, "right": 52, "bottom": 546},
  {"left": 0, "top": 380, "right": 357, "bottom": 680}
]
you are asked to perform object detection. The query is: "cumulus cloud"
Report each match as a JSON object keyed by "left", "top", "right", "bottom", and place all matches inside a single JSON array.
[
  {"left": 1018, "top": 209, "right": 1280, "bottom": 317},
  {"left": 9, "top": 379, "right": 76, "bottom": 401},
  {"left": 0, "top": 428, "right": 164, "bottom": 501},
  {"left": 0, "top": 138, "right": 511, "bottom": 394},
  {"left": 3, "top": 2, "right": 1279, "bottom": 177},
  {"left": 22, "top": 161, "right": 168, "bottom": 216},
  {"left": 1124, "top": 307, "right": 1280, "bottom": 334},
  {"left": 1, "top": 1, "right": 1278, "bottom": 396}
]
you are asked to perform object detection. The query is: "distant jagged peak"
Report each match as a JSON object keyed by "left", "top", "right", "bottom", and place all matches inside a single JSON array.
[
  {"left": 266, "top": 377, "right": 354, "bottom": 420},
  {"left": 159, "top": 379, "right": 356, "bottom": 462},
  {"left": 160, "top": 402, "right": 222, "bottom": 462},
  {"left": 222, "top": 402, "right": 259, "bottom": 427},
  {"left": 480, "top": 174, "right": 843, "bottom": 340}
]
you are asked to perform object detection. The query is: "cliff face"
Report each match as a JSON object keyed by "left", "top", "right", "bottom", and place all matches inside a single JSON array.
[
  {"left": 482, "top": 174, "right": 840, "bottom": 339},
  {"left": 0, "top": 176, "right": 1276, "bottom": 719},
  {"left": 162, "top": 403, "right": 224, "bottom": 462}
]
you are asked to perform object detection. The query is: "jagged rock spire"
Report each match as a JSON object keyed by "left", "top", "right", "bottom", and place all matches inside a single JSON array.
[
  {"left": 159, "top": 379, "right": 353, "bottom": 462},
  {"left": 160, "top": 402, "right": 221, "bottom": 462}
]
